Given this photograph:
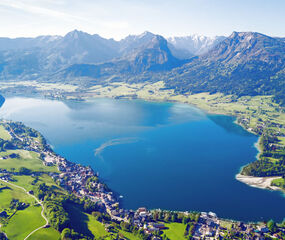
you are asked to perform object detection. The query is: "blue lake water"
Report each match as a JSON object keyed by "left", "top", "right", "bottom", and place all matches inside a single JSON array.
[{"left": 0, "top": 97, "right": 284, "bottom": 222}]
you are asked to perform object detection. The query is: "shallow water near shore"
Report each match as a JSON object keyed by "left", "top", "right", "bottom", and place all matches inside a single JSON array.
[{"left": 1, "top": 97, "right": 285, "bottom": 221}]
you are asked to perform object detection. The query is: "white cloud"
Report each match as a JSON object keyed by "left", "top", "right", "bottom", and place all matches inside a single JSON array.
[
  {"left": 0, "top": 0, "right": 85, "bottom": 23},
  {"left": 0, "top": 0, "right": 284, "bottom": 39}
]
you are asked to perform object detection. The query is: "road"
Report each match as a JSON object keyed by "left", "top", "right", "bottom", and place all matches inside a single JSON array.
[{"left": 0, "top": 179, "right": 49, "bottom": 240}]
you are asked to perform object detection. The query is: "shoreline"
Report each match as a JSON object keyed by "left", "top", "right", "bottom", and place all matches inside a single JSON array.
[
  {"left": 1, "top": 95, "right": 285, "bottom": 225},
  {"left": 85, "top": 94, "right": 285, "bottom": 195},
  {"left": 236, "top": 173, "right": 283, "bottom": 192},
  {"left": 254, "top": 137, "right": 262, "bottom": 160}
]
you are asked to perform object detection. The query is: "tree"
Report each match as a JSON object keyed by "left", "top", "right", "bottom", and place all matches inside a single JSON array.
[
  {"left": 61, "top": 228, "right": 71, "bottom": 240},
  {"left": 18, "top": 167, "right": 31, "bottom": 175},
  {"left": 0, "top": 232, "right": 7, "bottom": 240},
  {"left": 158, "top": 211, "right": 163, "bottom": 220},
  {"left": 267, "top": 219, "right": 277, "bottom": 233},
  {"left": 164, "top": 212, "right": 170, "bottom": 222},
  {"left": 183, "top": 217, "right": 190, "bottom": 224},
  {"left": 153, "top": 211, "right": 159, "bottom": 221},
  {"left": 171, "top": 213, "right": 177, "bottom": 222},
  {"left": 281, "top": 218, "right": 285, "bottom": 228}
]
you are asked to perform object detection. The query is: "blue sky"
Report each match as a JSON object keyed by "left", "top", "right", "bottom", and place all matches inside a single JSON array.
[{"left": 0, "top": 0, "right": 284, "bottom": 39}]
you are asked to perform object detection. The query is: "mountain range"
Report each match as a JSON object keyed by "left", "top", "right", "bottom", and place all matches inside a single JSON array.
[
  {"left": 0, "top": 30, "right": 285, "bottom": 104},
  {"left": 0, "top": 30, "right": 223, "bottom": 79},
  {"left": 164, "top": 32, "right": 285, "bottom": 103}
]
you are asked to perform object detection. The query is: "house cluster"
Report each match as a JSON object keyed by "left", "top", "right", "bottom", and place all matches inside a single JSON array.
[
  {"left": 133, "top": 207, "right": 152, "bottom": 227},
  {"left": 50, "top": 158, "right": 128, "bottom": 221},
  {"left": 0, "top": 169, "right": 13, "bottom": 181},
  {"left": 131, "top": 207, "right": 167, "bottom": 235},
  {"left": 144, "top": 222, "right": 166, "bottom": 234},
  {"left": 193, "top": 212, "right": 219, "bottom": 239},
  {"left": 192, "top": 212, "right": 285, "bottom": 240}
]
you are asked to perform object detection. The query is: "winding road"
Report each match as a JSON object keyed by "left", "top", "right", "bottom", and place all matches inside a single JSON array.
[{"left": 0, "top": 179, "right": 49, "bottom": 240}]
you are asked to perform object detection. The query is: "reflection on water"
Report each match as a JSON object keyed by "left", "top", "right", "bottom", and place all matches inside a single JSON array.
[
  {"left": 209, "top": 115, "right": 252, "bottom": 136},
  {"left": 0, "top": 97, "right": 284, "bottom": 221}
]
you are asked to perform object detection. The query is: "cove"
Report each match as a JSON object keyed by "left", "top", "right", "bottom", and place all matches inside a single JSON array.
[{"left": 0, "top": 97, "right": 284, "bottom": 222}]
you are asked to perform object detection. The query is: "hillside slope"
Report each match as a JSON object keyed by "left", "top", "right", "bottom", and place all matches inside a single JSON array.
[{"left": 164, "top": 32, "right": 285, "bottom": 104}]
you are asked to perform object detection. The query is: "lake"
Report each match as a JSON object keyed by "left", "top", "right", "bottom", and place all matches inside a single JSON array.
[{"left": 0, "top": 97, "right": 284, "bottom": 221}]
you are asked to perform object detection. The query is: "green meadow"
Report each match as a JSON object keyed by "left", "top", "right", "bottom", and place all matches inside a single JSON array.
[{"left": 0, "top": 150, "right": 58, "bottom": 173}]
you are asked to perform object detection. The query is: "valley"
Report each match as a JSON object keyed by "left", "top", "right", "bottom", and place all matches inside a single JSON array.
[{"left": 0, "top": 28, "right": 285, "bottom": 240}]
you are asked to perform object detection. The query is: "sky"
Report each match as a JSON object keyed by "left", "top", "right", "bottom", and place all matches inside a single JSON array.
[{"left": 0, "top": 0, "right": 284, "bottom": 40}]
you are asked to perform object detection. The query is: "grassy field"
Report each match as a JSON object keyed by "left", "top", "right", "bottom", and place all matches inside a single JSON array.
[
  {"left": 0, "top": 174, "right": 62, "bottom": 240},
  {"left": 28, "top": 227, "right": 60, "bottom": 240},
  {"left": 0, "top": 125, "right": 11, "bottom": 141},
  {"left": 2, "top": 205, "right": 45, "bottom": 240},
  {"left": 0, "top": 150, "right": 58, "bottom": 172},
  {"left": 0, "top": 180, "right": 35, "bottom": 209},
  {"left": 86, "top": 214, "right": 109, "bottom": 238},
  {"left": 0, "top": 81, "right": 78, "bottom": 92},
  {"left": 10, "top": 174, "right": 63, "bottom": 196},
  {"left": 163, "top": 222, "right": 187, "bottom": 240},
  {"left": 88, "top": 81, "right": 174, "bottom": 101},
  {"left": 271, "top": 178, "right": 285, "bottom": 188},
  {"left": 118, "top": 230, "right": 141, "bottom": 240}
]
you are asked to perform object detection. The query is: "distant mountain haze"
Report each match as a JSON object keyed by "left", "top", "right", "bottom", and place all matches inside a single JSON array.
[{"left": 0, "top": 30, "right": 189, "bottom": 79}]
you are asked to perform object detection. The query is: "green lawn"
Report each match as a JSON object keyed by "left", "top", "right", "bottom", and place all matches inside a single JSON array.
[
  {"left": 271, "top": 178, "right": 285, "bottom": 188},
  {"left": 11, "top": 174, "right": 62, "bottom": 193},
  {"left": 11, "top": 175, "right": 35, "bottom": 191},
  {"left": 0, "top": 180, "right": 34, "bottom": 210},
  {"left": 163, "top": 223, "right": 187, "bottom": 240},
  {"left": 0, "top": 150, "right": 58, "bottom": 172},
  {"left": 2, "top": 205, "right": 45, "bottom": 240},
  {"left": 0, "top": 125, "right": 11, "bottom": 140},
  {"left": 118, "top": 230, "right": 141, "bottom": 240},
  {"left": 28, "top": 227, "right": 60, "bottom": 240},
  {"left": 86, "top": 214, "right": 109, "bottom": 238}
]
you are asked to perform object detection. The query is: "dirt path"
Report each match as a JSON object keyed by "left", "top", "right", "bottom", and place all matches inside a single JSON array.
[{"left": 0, "top": 179, "right": 48, "bottom": 240}]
